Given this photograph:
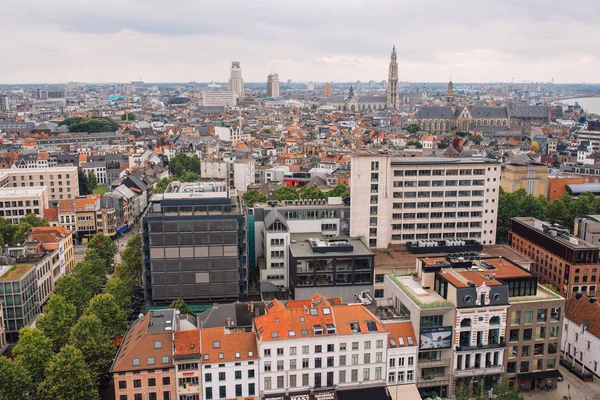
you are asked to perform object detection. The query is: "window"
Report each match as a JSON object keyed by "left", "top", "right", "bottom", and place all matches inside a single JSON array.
[
  {"left": 302, "top": 374, "right": 309, "bottom": 386},
  {"left": 388, "top": 372, "right": 395, "bottom": 384},
  {"left": 363, "top": 368, "right": 370, "bottom": 381},
  {"left": 219, "top": 386, "right": 226, "bottom": 399},
  {"left": 235, "top": 371, "right": 242, "bottom": 380},
  {"left": 352, "top": 354, "right": 358, "bottom": 365},
  {"left": 205, "top": 373, "right": 212, "bottom": 382},
  {"left": 290, "top": 347, "right": 297, "bottom": 355},
  {"left": 148, "top": 378, "right": 156, "bottom": 387},
  {"left": 154, "top": 341, "right": 162, "bottom": 349},
  {"left": 290, "top": 375, "right": 297, "bottom": 387},
  {"left": 277, "top": 360, "right": 284, "bottom": 371},
  {"left": 119, "top": 381, "right": 127, "bottom": 390},
  {"left": 248, "top": 369, "right": 255, "bottom": 378},
  {"left": 135, "top": 395, "right": 143, "bottom": 400},
  {"left": 235, "top": 384, "right": 242, "bottom": 397},
  {"left": 277, "top": 376, "right": 284, "bottom": 389},
  {"left": 264, "top": 362, "right": 271, "bottom": 372},
  {"left": 264, "top": 349, "right": 271, "bottom": 357},
  {"left": 389, "top": 358, "right": 396, "bottom": 368},
  {"left": 351, "top": 369, "right": 358, "bottom": 382},
  {"left": 264, "top": 377, "right": 271, "bottom": 390},
  {"left": 277, "top": 348, "right": 284, "bottom": 356},
  {"left": 523, "top": 329, "right": 532, "bottom": 341},
  {"left": 524, "top": 311, "right": 533, "bottom": 324},
  {"left": 162, "top": 377, "right": 170, "bottom": 386},
  {"left": 408, "top": 357, "right": 414, "bottom": 366},
  {"left": 302, "top": 346, "right": 309, "bottom": 354},
  {"left": 520, "top": 361, "right": 529, "bottom": 373},
  {"left": 339, "top": 371, "right": 346, "bottom": 383},
  {"left": 290, "top": 360, "right": 297, "bottom": 370},
  {"left": 161, "top": 356, "right": 169, "bottom": 364}
]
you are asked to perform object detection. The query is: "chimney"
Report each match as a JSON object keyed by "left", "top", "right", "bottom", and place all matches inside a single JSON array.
[
  {"left": 226, "top": 317, "right": 232, "bottom": 327},
  {"left": 248, "top": 301, "right": 254, "bottom": 313}
]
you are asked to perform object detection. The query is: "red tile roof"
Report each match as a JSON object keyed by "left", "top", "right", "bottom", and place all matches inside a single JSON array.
[
  {"left": 200, "top": 327, "right": 257, "bottom": 364},
  {"left": 565, "top": 295, "right": 600, "bottom": 338},
  {"left": 384, "top": 321, "right": 416, "bottom": 348}
]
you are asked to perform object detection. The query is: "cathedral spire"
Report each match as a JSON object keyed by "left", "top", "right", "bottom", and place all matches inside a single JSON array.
[
  {"left": 446, "top": 79, "right": 454, "bottom": 105},
  {"left": 387, "top": 45, "right": 398, "bottom": 109}
]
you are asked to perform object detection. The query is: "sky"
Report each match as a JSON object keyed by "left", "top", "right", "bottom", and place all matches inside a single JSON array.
[{"left": 2, "top": 0, "right": 599, "bottom": 84}]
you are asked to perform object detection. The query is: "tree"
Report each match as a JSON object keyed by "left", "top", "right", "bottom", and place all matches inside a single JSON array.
[
  {"left": 242, "top": 190, "right": 267, "bottom": 207},
  {"left": 37, "top": 294, "right": 78, "bottom": 352},
  {"left": 179, "top": 170, "right": 198, "bottom": 182},
  {"left": 0, "top": 357, "right": 32, "bottom": 400},
  {"left": 169, "top": 298, "right": 193, "bottom": 315},
  {"left": 301, "top": 186, "right": 326, "bottom": 200},
  {"left": 53, "top": 276, "right": 90, "bottom": 316},
  {"left": 104, "top": 277, "right": 131, "bottom": 313},
  {"left": 531, "top": 141, "right": 540, "bottom": 152},
  {"left": 154, "top": 177, "right": 172, "bottom": 194},
  {"left": 469, "top": 134, "right": 483, "bottom": 145},
  {"left": 546, "top": 199, "right": 569, "bottom": 226},
  {"left": 70, "top": 315, "right": 116, "bottom": 383},
  {"left": 275, "top": 186, "right": 300, "bottom": 201},
  {"left": 12, "top": 222, "right": 31, "bottom": 246},
  {"left": 0, "top": 217, "right": 16, "bottom": 248},
  {"left": 493, "top": 375, "right": 524, "bottom": 400},
  {"left": 544, "top": 283, "right": 560, "bottom": 294},
  {"left": 71, "top": 257, "right": 106, "bottom": 297},
  {"left": 58, "top": 117, "right": 118, "bottom": 133},
  {"left": 38, "top": 345, "right": 99, "bottom": 400},
  {"left": 168, "top": 154, "right": 201, "bottom": 178},
  {"left": 118, "top": 233, "right": 143, "bottom": 288},
  {"left": 78, "top": 169, "right": 89, "bottom": 195},
  {"left": 87, "top": 234, "right": 117, "bottom": 274},
  {"left": 13, "top": 327, "right": 54, "bottom": 386},
  {"left": 20, "top": 213, "right": 49, "bottom": 227},
  {"left": 86, "top": 171, "right": 98, "bottom": 193},
  {"left": 84, "top": 294, "right": 128, "bottom": 338},
  {"left": 406, "top": 140, "right": 423, "bottom": 148},
  {"left": 405, "top": 123, "right": 420, "bottom": 134},
  {"left": 121, "top": 113, "right": 136, "bottom": 121},
  {"left": 326, "top": 184, "right": 349, "bottom": 199}
]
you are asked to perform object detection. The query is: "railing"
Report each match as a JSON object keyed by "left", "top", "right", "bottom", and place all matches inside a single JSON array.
[
  {"left": 455, "top": 341, "right": 506, "bottom": 352},
  {"left": 417, "top": 359, "right": 451, "bottom": 368},
  {"left": 453, "top": 365, "right": 504, "bottom": 377},
  {"left": 417, "top": 376, "right": 450, "bottom": 387}
]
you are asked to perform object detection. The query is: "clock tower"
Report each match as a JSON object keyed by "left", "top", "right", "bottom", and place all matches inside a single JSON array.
[{"left": 386, "top": 45, "right": 399, "bottom": 109}]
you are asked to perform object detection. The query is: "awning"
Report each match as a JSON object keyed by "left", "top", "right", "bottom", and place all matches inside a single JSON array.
[
  {"left": 117, "top": 225, "right": 128, "bottom": 234},
  {"left": 337, "top": 386, "right": 389, "bottom": 400},
  {"left": 517, "top": 369, "right": 562, "bottom": 381}
]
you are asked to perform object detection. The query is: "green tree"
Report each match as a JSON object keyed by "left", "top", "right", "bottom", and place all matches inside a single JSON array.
[
  {"left": 86, "top": 171, "right": 98, "bottom": 192},
  {"left": 0, "top": 217, "right": 16, "bottom": 248},
  {"left": 301, "top": 186, "right": 326, "bottom": 200},
  {"left": 275, "top": 186, "right": 300, "bottom": 201},
  {"left": 20, "top": 213, "right": 49, "bottom": 227},
  {"left": 546, "top": 199, "right": 568, "bottom": 226},
  {"left": 59, "top": 117, "right": 118, "bottom": 133},
  {"left": 242, "top": 189, "right": 267, "bottom": 207},
  {"left": 406, "top": 140, "right": 423, "bottom": 148},
  {"left": 12, "top": 222, "right": 31, "bottom": 246},
  {"left": 0, "top": 357, "right": 32, "bottom": 400},
  {"left": 154, "top": 177, "right": 172, "bottom": 193},
  {"left": 104, "top": 277, "right": 132, "bottom": 313},
  {"left": 493, "top": 375, "right": 524, "bottom": 400},
  {"left": 12, "top": 327, "right": 53, "bottom": 386},
  {"left": 70, "top": 315, "right": 116, "bottom": 383},
  {"left": 84, "top": 294, "right": 128, "bottom": 338},
  {"left": 404, "top": 123, "right": 420, "bottom": 134},
  {"left": 78, "top": 169, "right": 89, "bottom": 195},
  {"left": 37, "top": 294, "right": 78, "bottom": 352},
  {"left": 168, "top": 154, "right": 201, "bottom": 178},
  {"left": 71, "top": 255, "right": 106, "bottom": 297},
  {"left": 121, "top": 113, "right": 136, "bottom": 121},
  {"left": 87, "top": 234, "right": 117, "bottom": 274},
  {"left": 53, "top": 276, "right": 90, "bottom": 316},
  {"left": 469, "top": 134, "right": 483, "bottom": 145},
  {"left": 38, "top": 345, "right": 99, "bottom": 400},
  {"left": 544, "top": 283, "right": 560, "bottom": 294},
  {"left": 117, "top": 233, "right": 143, "bottom": 289},
  {"left": 169, "top": 298, "right": 193, "bottom": 315},
  {"left": 179, "top": 170, "right": 198, "bottom": 182},
  {"left": 326, "top": 184, "right": 349, "bottom": 199}
]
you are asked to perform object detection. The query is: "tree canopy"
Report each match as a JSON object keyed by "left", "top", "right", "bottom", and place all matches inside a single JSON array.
[
  {"left": 70, "top": 315, "right": 116, "bottom": 384},
  {"left": 406, "top": 140, "right": 423, "bottom": 149},
  {"left": 275, "top": 186, "right": 300, "bottom": 201},
  {"left": 84, "top": 294, "right": 128, "bottom": 338},
  {"left": 87, "top": 234, "right": 117, "bottom": 274},
  {"left": 153, "top": 177, "right": 172, "bottom": 193},
  {"left": 169, "top": 298, "right": 193, "bottom": 315},
  {"left": 58, "top": 117, "right": 118, "bottom": 133},
  {"left": 168, "top": 153, "right": 201, "bottom": 179},
  {"left": 0, "top": 357, "right": 32, "bottom": 400},
  {"left": 12, "top": 327, "right": 54, "bottom": 386},
  {"left": 53, "top": 276, "right": 90, "bottom": 317},
  {"left": 405, "top": 123, "right": 420, "bottom": 134},
  {"left": 37, "top": 294, "right": 78, "bottom": 352},
  {"left": 38, "top": 345, "right": 99, "bottom": 400},
  {"left": 242, "top": 189, "right": 267, "bottom": 207}
]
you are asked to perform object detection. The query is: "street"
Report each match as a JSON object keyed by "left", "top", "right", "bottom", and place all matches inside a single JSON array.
[
  {"left": 72, "top": 227, "right": 140, "bottom": 265},
  {"left": 523, "top": 365, "right": 600, "bottom": 400}
]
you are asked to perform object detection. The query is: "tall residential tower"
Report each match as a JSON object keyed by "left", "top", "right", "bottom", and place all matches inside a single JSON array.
[
  {"left": 386, "top": 46, "right": 398, "bottom": 109},
  {"left": 228, "top": 61, "right": 244, "bottom": 98},
  {"left": 266, "top": 72, "right": 280, "bottom": 98}
]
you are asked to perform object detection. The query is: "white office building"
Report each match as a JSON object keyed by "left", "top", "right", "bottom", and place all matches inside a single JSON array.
[
  {"left": 350, "top": 155, "right": 501, "bottom": 248},
  {"left": 267, "top": 73, "right": 280, "bottom": 98},
  {"left": 202, "top": 91, "right": 237, "bottom": 107},
  {"left": 229, "top": 62, "right": 244, "bottom": 98}
]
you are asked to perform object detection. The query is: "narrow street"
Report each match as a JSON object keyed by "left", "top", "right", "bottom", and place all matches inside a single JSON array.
[
  {"left": 72, "top": 225, "right": 140, "bottom": 265},
  {"left": 523, "top": 365, "right": 600, "bottom": 400}
]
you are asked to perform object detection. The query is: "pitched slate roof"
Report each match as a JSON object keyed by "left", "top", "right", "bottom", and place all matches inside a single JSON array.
[
  {"left": 414, "top": 106, "right": 456, "bottom": 119},
  {"left": 565, "top": 294, "right": 600, "bottom": 338},
  {"left": 470, "top": 106, "right": 508, "bottom": 119}
]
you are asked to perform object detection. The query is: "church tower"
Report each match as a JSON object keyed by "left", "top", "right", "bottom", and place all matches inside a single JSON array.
[
  {"left": 386, "top": 46, "right": 398, "bottom": 109},
  {"left": 446, "top": 79, "right": 454, "bottom": 105}
]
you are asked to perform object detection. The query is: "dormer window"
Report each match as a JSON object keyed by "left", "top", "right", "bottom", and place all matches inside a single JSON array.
[
  {"left": 398, "top": 337, "right": 405, "bottom": 347},
  {"left": 235, "top": 352, "right": 241, "bottom": 358},
  {"left": 310, "top": 308, "right": 318, "bottom": 316},
  {"left": 407, "top": 336, "right": 414, "bottom": 346},
  {"left": 323, "top": 307, "right": 331, "bottom": 315},
  {"left": 312, "top": 325, "right": 323, "bottom": 336},
  {"left": 325, "top": 324, "right": 336, "bottom": 335},
  {"left": 366, "top": 321, "right": 377, "bottom": 332},
  {"left": 213, "top": 341, "right": 221, "bottom": 349},
  {"left": 288, "top": 330, "right": 296, "bottom": 336},
  {"left": 218, "top": 353, "right": 224, "bottom": 359},
  {"left": 272, "top": 332, "right": 279, "bottom": 338},
  {"left": 349, "top": 322, "right": 360, "bottom": 333},
  {"left": 300, "top": 316, "right": 305, "bottom": 322}
]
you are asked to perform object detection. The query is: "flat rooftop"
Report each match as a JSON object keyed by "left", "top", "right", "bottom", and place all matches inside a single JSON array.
[
  {"left": 147, "top": 309, "right": 178, "bottom": 334},
  {"left": 0, "top": 187, "right": 46, "bottom": 197},
  {"left": 0, "top": 264, "right": 34, "bottom": 281},
  {"left": 290, "top": 237, "right": 372, "bottom": 258},
  {"left": 388, "top": 274, "right": 453, "bottom": 308},
  {"left": 513, "top": 216, "right": 598, "bottom": 250}
]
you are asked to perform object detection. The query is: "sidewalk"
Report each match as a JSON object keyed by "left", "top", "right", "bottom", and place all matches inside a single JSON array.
[{"left": 522, "top": 365, "right": 600, "bottom": 400}]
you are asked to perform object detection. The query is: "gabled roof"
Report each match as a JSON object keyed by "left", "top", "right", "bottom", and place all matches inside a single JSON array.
[
  {"left": 565, "top": 295, "right": 600, "bottom": 338},
  {"left": 470, "top": 106, "right": 508, "bottom": 119},
  {"left": 200, "top": 327, "right": 258, "bottom": 364},
  {"left": 414, "top": 106, "right": 456, "bottom": 119},
  {"left": 264, "top": 209, "right": 288, "bottom": 230}
]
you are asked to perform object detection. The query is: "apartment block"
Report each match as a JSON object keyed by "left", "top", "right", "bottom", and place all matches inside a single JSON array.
[
  {"left": 142, "top": 180, "right": 247, "bottom": 304},
  {"left": 252, "top": 199, "right": 350, "bottom": 291},
  {"left": 28, "top": 226, "right": 75, "bottom": 276},
  {"left": 500, "top": 162, "right": 548, "bottom": 197},
  {"left": 350, "top": 155, "right": 501, "bottom": 249},
  {"left": 254, "top": 294, "right": 389, "bottom": 397},
  {"left": 563, "top": 294, "right": 600, "bottom": 379},
  {"left": 0, "top": 187, "right": 49, "bottom": 224},
  {"left": 0, "top": 166, "right": 79, "bottom": 206},
  {"left": 509, "top": 217, "right": 600, "bottom": 298}
]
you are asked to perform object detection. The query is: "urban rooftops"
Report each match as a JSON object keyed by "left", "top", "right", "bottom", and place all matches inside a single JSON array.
[{"left": 512, "top": 216, "right": 598, "bottom": 250}]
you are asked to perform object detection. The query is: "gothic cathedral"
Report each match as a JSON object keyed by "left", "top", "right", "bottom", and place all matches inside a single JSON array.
[{"left": 386, "top": 45, "right": 399, "bottom": 109}]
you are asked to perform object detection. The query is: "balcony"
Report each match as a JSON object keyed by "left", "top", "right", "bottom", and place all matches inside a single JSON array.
[
  {"left": 455, "top": 340, "right": 506, "bottom": 352},
  {"left": 453, "top": 365, "right": 504, "bottom": 378},
  {"left": 417, "top": 376, "right": 450, "bottom": 387},
  {"left": 418, "top": 359, "right": 451, "bottom": 368}
]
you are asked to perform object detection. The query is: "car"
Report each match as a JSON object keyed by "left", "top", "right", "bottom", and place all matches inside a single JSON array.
[{"left": 557, "top": 374, "right": 564, "bottom": 381}]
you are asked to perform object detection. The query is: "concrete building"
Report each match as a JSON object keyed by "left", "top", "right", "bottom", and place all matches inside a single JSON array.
[
  {"left": 0, "top": 187, "right": 49, "bottom": 224},
  {"left": 0, "top": 94, "right": 9, "bottom": 114},
  {"left": 202, "top": 91, "right": 237, "bottom": 107},
  {"left": 267, "top": 72, "right": 280, "bottom": 98},
  {"left": 323, "top": 83, "right": 332, "bottom": 98},
  {"left": 229, "top": 62, "right": 244, "bottom": 98},
  {"left": 289, "top": 238, "right": 374, "bottom": 300},
  {"left": 500, "top": 162, "right": 548, "bottom": 197},
  {"left": 562, "top": 294, "right": 600, "bottom": 379},
  {"left": 350, "top": 155, "right": 501, "bottom": 249},
  {"left": 509, "top": 217, "right": 600, "bottom": 298},
  {"left": 0, "top": 300, "right": 6, "bottom": 353},
  {"left": 142, "top": 180, "right": 247, "bottom": 304},
  {"left": 81, "top": 162, "right": 107, "bottom": 185},
  {"left": 0, "top": 166, "right": 79, "bottom": 206},
  {"left": 28, "top": 226, "right": 75, "bottom": 276},
  {"left": 575, "top": 215, "right": 600, "bottom": 247},
  {"left": 253, "top": 294, "right": 389, "bottom": 397},
  {"left": 547, "top": 175, "right": 585, "bottom": 201},
  {"left": 252, "top": 199, "right": 350, "bottom": 291}
]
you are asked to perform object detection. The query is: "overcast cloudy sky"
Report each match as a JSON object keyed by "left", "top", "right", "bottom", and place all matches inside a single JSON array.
[{"left": 2, "top": 0, "right": 599, "bottom": 84}]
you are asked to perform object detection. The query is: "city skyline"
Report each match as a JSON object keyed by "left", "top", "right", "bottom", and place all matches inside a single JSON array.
[{"left": 2, "top": 0, "right": 599, "bottom": 84}]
